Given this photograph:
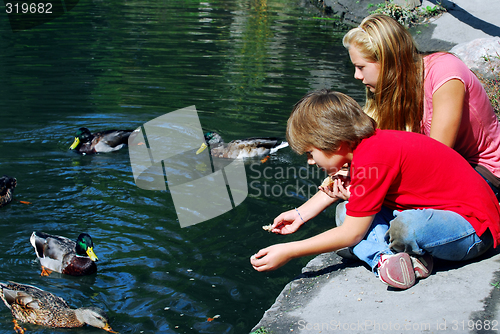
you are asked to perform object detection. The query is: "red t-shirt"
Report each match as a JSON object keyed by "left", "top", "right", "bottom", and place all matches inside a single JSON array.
[{"left": 346, "top": 130, "right": 500, "bottom": 247}]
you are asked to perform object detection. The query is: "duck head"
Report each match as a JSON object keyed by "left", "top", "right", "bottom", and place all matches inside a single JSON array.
[
  {"left": 69, "top": 128, "right": 92, "bottom": 150},
  {"left": 76, "top": 233, "right": 99, "bottom": 261},
  {"left": 196, "top": 132, "right": 223, "bottom": 154},
  {"left": 75, "top": 307, "right": 117, "bottom": 333}
]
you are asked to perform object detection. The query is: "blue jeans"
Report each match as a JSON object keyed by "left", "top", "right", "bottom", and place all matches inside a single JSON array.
[{"left": 335, "top": 202, "right": 493, "bottom": 272}]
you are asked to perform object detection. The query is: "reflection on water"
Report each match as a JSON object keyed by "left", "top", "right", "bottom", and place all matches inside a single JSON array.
[{"left": 0, "top": 0, "right": 364, "bottom": 333}]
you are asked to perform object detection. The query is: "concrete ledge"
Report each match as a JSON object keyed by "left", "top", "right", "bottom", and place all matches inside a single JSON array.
[{"left": 252, "top": 249, "right": 500, "bottom": 333}]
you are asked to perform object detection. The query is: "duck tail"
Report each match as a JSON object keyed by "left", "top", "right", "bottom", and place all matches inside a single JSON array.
[
  {"left": 270, "top": 141, "right": 289, "bottom": 154},
  {"left": 30, "top": 232, "right": 46, "bottom": 258}
]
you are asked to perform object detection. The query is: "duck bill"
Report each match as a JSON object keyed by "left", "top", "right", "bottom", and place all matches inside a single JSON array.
[
  {"left": 103, "top": 323, "right": 118, "bottom": 333},
  {"left": 86, "top": 247, "right": 99, "bottom": 262},
  {"left": 196, "top": 143, "right": 208, "bottom": 155},
  {"left": 69, "top": 137, "right": 80, "bottom": 150}
]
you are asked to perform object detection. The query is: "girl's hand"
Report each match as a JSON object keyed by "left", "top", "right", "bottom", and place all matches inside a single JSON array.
[{"left": 250, "top": 244, "right": 292, "bottom": 271}]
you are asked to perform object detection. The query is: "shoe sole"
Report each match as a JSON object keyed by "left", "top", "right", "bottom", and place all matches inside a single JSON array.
[{"left": 379, "top": 253, "right": 415, "bottom": 289}]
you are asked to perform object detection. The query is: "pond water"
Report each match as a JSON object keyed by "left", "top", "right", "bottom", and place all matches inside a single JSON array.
[{"left": 0, "top": 0, "right": 365, "bottom": 333}]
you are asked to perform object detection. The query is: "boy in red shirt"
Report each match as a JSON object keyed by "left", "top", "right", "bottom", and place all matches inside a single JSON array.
[{"left": 250, "top": 89, "right": 500, "bottom": 289}]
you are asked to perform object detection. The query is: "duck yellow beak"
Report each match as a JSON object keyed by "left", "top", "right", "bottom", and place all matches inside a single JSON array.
[
  {"left": 69, "top": 137, "right": 80, "bottom": 150},
  {"left": 103, "top": 323, "right": 118, "bottom": 333},
  {"left": 196, "top": 143, "right": 208, "bottom": 155},
  {"left": 86, "top": 247, "right": 99, "bottom": 262}
]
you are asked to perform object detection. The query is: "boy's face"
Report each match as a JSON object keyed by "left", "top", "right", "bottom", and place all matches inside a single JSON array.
[
  {"left": 306, "top": 146, "right": 350, "bottom": 175},
  {"left": 348, "top": 46, "right": 380, "bottom": 93}
]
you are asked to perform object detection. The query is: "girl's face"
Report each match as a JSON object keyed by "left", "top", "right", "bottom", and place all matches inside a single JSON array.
[{"left": 348, "top": 46, "right": 381, "bottom": 93}]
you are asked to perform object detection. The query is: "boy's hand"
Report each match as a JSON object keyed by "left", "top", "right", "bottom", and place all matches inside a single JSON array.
[
  {"left": 319, "top": 171, "right": 351, "bottom": 200},
  {"left": 250, "top": 244, "right": 291, "bottom": 271},
  {"left": 270, "top": 210, "right": 305, "bottom": 235},
  {"left": 320, "top": 178, "right": 351, "bottom": 200}
]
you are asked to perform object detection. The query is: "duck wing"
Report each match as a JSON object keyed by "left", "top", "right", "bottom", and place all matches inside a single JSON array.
[
  {"left": 233, "top": 137, "right": 282, "bottom": 148},
  {"left": 30, "top": 232, "right": 75, "bottom": 273},
  {"left": 95, "top": 130, "right": 133, "bottom": 147},
  {"left": 1, "top": 282, "right": 64, "bottom": 309},
  {"left": 215, "top": 137, "right": 287, "bottom": 159},
  {"left": 1, "top": 282, "right": 74, "bottom": 327}
]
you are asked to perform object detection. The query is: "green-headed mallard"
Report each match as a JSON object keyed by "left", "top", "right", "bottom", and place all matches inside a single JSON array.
[
  {"left": 30, "top": 232, "right": 98, "bottom": 276},
  {"left": 0, "top": 175, "right": 16, "bottom": 208},
  {"left": 69, "top": 127, "right": 133, "bottom": 154},
  {"left": 196, "top": 132, "right": 288, "bottom": 159},
  {"left": 0, "top": 281, "right": 116, "bottom": 333}
]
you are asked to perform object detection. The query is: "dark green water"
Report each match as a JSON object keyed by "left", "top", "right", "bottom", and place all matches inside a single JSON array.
[{"left": 0, "top": 0, "right": 364, "bottom": 333}]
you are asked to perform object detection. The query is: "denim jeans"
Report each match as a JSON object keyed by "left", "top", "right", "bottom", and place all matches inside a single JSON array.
[{"left": 335, "top": 202, "right": 493, "bottom": 272}]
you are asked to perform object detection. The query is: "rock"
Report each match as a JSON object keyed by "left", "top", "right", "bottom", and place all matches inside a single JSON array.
[
  {"left": 450, "top": 37, "right": 500, "bottom": 79},
  {"left": 320, "top": 0, "right": 386, "bottom": 25}
]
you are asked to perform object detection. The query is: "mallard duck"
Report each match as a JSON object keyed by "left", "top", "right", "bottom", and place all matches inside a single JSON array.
[
  {"left": 30, "top": 232, "right": 98, "bottom": 276},
  {"left": 69, "top": 127, "right": 133, "bottom": 154},
  {"left": 0, "top": 175, "right": 16, "bottom": 208},
  {"left": 196, "top": 132, "right": 289, "bottom": 159},
  {"left": 0, "top": 281, "right": 116, "bottom": 333}
]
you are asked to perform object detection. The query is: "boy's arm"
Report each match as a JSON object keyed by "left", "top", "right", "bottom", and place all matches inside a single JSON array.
[
  {"left": 251, "top": 214, "right": 374, "bottom": 271},
  {"left": 271, "top": 190, "right": 338, "bottom": 235}
]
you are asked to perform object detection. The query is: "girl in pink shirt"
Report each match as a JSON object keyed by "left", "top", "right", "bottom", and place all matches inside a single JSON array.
[{"left": 343, "top": 14, "right": 500, "bottom": 198}]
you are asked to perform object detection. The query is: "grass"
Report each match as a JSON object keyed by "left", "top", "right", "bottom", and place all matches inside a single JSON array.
[
  {"left": 474, "top": 50, "right": 500, "bottom": 116},
  {"left": 249, "top": 327, "right": 271, "bottom": 334},
  {"left": 370, "top": 0, "right": 446, "bottom": 27},
  {"left": 478, "top": 74, "right": 500, "bottom": 116}
]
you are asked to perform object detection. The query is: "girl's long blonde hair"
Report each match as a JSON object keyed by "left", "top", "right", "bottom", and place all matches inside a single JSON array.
[{"left": 343, "top": 14, "right": 424, "bottom": 132}]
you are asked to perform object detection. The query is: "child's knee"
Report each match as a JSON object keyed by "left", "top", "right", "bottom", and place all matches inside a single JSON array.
[
  {"left": 387, "top": 217, "right": 410, "bottom": 252},
  {"left": 387, "top": 216, "right": 423, "bottom": 254},
  {"left": 335, "top": 201, "right": 347, "bottom": 227}
]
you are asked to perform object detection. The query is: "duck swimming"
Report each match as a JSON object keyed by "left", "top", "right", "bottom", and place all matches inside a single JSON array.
[
  {"left": 0, "top": 175, "right": 16, "bottom": 208},
  {"left": 30, "top": 232, "right": 98, "bottom": 276},
  {"left": 0, "top": 281, "right": 116, "bottom": 333},
  {"left": 196, "top": 132, "right": 289, "bottom": 159},
  {"left": 69, "top": 127, "right": 133, "bottom": 154}
]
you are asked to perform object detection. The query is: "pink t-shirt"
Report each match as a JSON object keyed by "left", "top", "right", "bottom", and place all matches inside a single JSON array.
[
  {"left": 346, "top": 130, "right": 500, "bottom": 247},
  {"left": 422, "top": 52, "right": 500, "bottom": 178}
]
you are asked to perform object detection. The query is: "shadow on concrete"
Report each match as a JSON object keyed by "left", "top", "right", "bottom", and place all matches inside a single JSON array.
[
  {"left": 433, "top": 244, "right": 500, "bottom": 273},
  {"left": 428, "top": 0, "right": 500, "bottom": 36},
  {"left": 294, "top": 257, "right": 366, "bottom": 280},
  {"left": 294, "top": 245, "right": 500, "bottom": 282}
]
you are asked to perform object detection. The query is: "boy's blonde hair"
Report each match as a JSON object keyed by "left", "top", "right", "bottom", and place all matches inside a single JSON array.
[
  {"left": 287, "top": 89, "right": 376, "bottom": 155},
  {"left": 343, "top": 14, "right": 424, "bottom": 132}
]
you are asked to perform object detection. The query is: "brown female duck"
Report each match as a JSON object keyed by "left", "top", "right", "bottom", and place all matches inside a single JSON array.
[{"left": 0, "top": 281, "right": 116, "bottom": 333}]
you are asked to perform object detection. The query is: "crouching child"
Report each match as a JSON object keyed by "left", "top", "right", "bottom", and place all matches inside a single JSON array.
[{"left": 250, "top": 89, "right": 500, "bottom": 289}]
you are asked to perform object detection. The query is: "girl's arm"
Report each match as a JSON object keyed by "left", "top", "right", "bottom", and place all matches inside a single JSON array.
[
  {"left": 429, "top": 79, "right": 465, "bottom": 148},
  {"left": 251, "top": 215, "right": 374, "bottom": 271}
]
